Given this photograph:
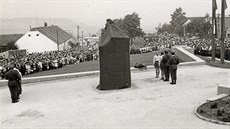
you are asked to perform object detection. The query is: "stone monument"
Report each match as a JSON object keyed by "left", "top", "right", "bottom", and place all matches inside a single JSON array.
[{"left": 97, "top": 19, "right": 131, "bottom": 90}]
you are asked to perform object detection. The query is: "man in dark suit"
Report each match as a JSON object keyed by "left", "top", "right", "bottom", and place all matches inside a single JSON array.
[
  {"left": 159, "top": 52, "right": 165, "bottom": 80},
  {"left": 168, "top": 51, "right": 180, "bottom": 84},
  {"left": 161, "top": 51, "right": 170, "bottom": 81},
  {"left": 5, "top": 63, "right": 22, "bottom": 103}
]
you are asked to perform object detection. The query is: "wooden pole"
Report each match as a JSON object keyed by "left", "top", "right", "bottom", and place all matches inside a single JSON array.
[
  {"left": 217, "top": 13, "right": 220, "bottom": 39},
  {"left": 57, "top": 29, "right": 59, "bottom": 51},
  {"left": 183, "top": 26, "right": 186, "bottom": 46},
  {"left": 212, "top": 0, "right": 216, "bottom": 62},
  {"left": 220, "top": 0, "right": 225, "bottom": 64},
  {"left": 82, "top": 31, "right": 84, "bottom": 48},
  {"left": 77, "top": 25, "right": 80, "bottom": 45}
]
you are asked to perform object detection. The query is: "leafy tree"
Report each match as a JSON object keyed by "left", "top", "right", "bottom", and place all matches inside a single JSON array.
[
  {"left": 186, "top": 14, "right": 212, "bottom": 38},
  {"left": 170, "top": 7, "right": 186, "bottom": 26},
  {"left": 7, "top": 41, "right": 18, "bottom": 50},
  {"left": 122, "top": 12, "right": 145, "bottom": 38},
  {"left": 156, "top": 7, "right": 211, "bottom": 38},
  {"left": 156, "top": 23, "right": 172, "bottom": 33},
  {"left": 113, "top": 12, "right": 145, "bottom": 43},
  {"left": 170, "top": 7, "right": 187, "bottom": 36},
  {"left": 156, "top": 7, "right": 187, "bottom": 36}
]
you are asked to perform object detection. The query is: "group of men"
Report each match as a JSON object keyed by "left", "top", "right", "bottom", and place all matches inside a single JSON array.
[{"left": 153, "top": 50, "right": 180, "bottom": 85}]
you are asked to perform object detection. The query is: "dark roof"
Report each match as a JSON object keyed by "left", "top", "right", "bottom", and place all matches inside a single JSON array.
[
  {"left": 31, "top": 25, "right": 72, "bottom": 44},
  {"left": 0, "top": 34, "right": 23, "bottom": 46}
]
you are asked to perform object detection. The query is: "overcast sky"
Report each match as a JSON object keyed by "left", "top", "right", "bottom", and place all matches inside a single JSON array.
[{"left": 1, "top": 0, "right": 230, "bottom": 33}]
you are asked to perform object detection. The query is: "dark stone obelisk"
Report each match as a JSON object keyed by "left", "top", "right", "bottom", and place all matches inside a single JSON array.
[{"left": 97, "top": 19, "right": 131, "bottom": 90}]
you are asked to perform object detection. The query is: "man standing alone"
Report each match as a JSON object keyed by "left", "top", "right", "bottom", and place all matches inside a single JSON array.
[
  {"left": 168, "top": 51, "right": 180, "bottom": 84},
  {"left": 5, "top": 63, "right": 22, "bottom": 103},
  {"left": 153, "top": 52, "right": 161, "bottom": 78}
]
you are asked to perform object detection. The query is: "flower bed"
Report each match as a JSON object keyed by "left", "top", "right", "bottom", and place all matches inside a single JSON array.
[{"left": 197, "top": 95, "right": 230, "bottom": 123}]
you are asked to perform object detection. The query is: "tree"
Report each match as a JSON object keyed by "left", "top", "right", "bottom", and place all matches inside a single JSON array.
[
  {"left": 156, "top": 7, "right": 212, "bottom": 38},
  {"left": 170, "top": 7, "right": 187, "bottom": 36},
  {"left": 113, "top": 12, "right": 145, "bottom": 40},
  {"left": 156, "top": 23, "right": 172, "bottom": 33},
  {"left": 186, "top": 14, "right": 212, "bottom": 38},
  {"left": 7, "top": 41, "right": 18, "bottom": 50},
  {"left": 156, "top": 7, "right": 187, "bottom": 35}
]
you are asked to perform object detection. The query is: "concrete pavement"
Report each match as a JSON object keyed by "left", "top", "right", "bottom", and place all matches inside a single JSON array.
[{"left": 0, "top": 65, "right": 230, "bottom": 129}]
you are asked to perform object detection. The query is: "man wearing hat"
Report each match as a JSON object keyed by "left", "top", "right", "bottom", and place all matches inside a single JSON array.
[
  {"left": 168, "top": 51, "right": 180, "bottom": 84},
  {"left": 5, "top": 62, "right": 22, "bottom": 103},
  {"left": 159, "top": 52, "right": 165, "bottom": 80},
  {"left": 161, "top": 50, "right": 171, "bottom": 81}
]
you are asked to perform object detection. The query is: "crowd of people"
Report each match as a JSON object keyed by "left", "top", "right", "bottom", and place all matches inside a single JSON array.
[
  {"left": 154, "top": 33, "right": 230, "bottom": 60},
  {"left": 0, "top": 49, "right": 99, "bottom": 79},
  {"left": 1, "top": 33, "right": 230, "bottom": 80},
  {"left": 130, "top": 32, "right": 230, "bottom": 56}
]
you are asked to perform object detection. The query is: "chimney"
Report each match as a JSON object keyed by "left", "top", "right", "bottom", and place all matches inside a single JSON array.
[{"left": 44, "top": 22, "right": 48, "bottom": 27}]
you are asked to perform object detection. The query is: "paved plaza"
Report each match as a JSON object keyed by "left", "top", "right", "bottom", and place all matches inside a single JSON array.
[{"left": 0, "top": 65, "right": 230, "bottom": 129}]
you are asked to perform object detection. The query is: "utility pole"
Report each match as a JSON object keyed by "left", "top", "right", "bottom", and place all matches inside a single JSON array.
[
  {"left": 220, "top": 0, "right": 226, "bottom": 64},
  {"left": 82, "top": 31, "right": 84, "bottom": 48},
  {"left": 217, "top": 13, "right": 220, "bottom": 39},
  {"left": 57, "top": 29, "right": 59, "bottom": 51},
  {"left": 212, "top": 0, "right": 217, "bottom": 62},
  {"left": 36, "top": 16, "right": 38, "bottom": 27},
  {"left": 183, "top": 26, "right": 186, "bottom": 43},
  {"left": 77, "top": 25, "right": 80, "bottom": 45},
  {"left": 49, "top": 17, "right": 51, "bottom": 25}
]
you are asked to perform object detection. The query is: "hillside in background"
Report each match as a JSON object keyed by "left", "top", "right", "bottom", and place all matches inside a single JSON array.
[{"left": 0, "top": 17, "right": 101, "bottom": 36}]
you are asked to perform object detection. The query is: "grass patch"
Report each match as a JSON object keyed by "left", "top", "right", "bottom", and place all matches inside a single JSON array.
[{"left": 25, "top": 52, "right": 155, "bottom": 77}]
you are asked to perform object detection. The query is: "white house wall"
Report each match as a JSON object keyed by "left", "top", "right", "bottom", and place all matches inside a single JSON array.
[{"left": 16, "top": 31, "right": 58, "bottom": 53}]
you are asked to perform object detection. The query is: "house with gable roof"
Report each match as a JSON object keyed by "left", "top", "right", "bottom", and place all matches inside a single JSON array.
[{"left": 16, "top": 23, "right": 73, "bottom": 53}]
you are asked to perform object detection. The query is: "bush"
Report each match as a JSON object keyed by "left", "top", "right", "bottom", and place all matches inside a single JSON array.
[
  {"left": 217, "top": 109, "right": 225, "bottom": 116},
  {"left": 222, "top": 114, "right": 230, "bottom": 122},
  {"left": 210, "top": 102, "right": 218, "bottom": 109}
]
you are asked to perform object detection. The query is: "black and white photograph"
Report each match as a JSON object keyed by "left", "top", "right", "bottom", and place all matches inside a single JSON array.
[{"left": 0, "top": 0, "right": 230, "bottom": 128}]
